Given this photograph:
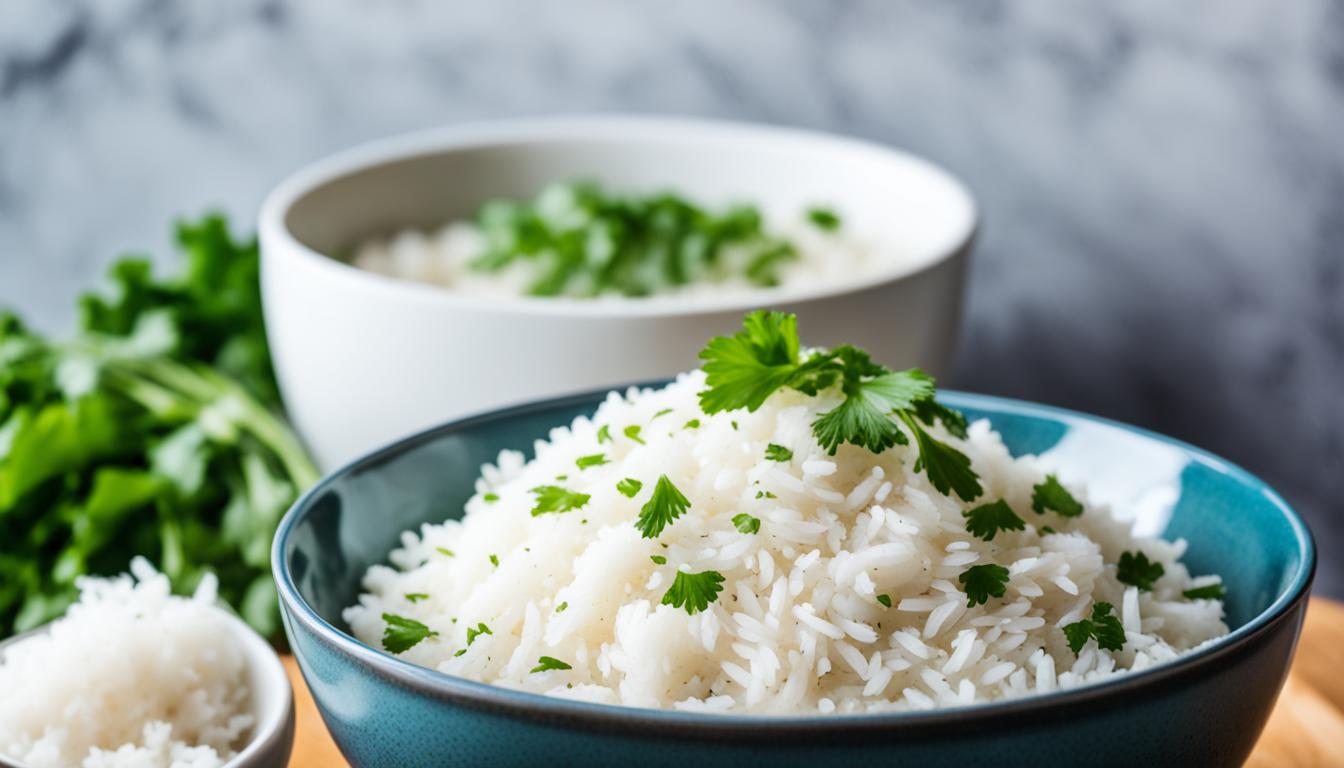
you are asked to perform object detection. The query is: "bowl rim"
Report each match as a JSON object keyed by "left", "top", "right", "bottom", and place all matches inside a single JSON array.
[
  {"left": 272, "top": 385, "right": 1315, "bottom": 736},
  {"left": 258, "top": 114, "right": 979, "bottom": 319},
  {"left": 0, "top": 605, "right": 293, "bottom": 767}
]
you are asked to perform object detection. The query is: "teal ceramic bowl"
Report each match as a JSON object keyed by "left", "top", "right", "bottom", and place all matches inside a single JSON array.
[{"left": 273, "top": 388, "right": 1314, "bottom": 768}]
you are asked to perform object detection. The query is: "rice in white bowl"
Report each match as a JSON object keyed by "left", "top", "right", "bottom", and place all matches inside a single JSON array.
[
  {"left": 0, "top": 559, "right": 254, "bottom": 768},
  {"left": 344, "top": 371, "right": 1228, "bottom": 715}
]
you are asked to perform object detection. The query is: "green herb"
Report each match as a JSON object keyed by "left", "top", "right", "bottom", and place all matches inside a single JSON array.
[
  {"left": 468, "top": 181, "right": 800, "bottom": 297},
  {"left": 488, "top": 554, "right": 499, "bottom": 567},
  {"left": 635, "top": 475, "right": 691, "bottom": 538},
  {"left": 1040, "top": 526, "right": 1056, "bottom": 535},
  {"left": 436, "top": 546, "right": 456, "bottom": 558},
  {"left": 697, "top": 311, "right": 980, "bottom": 501},
  {"left": 1063, "top": 602, "right": 1125, "bottom": 655},
  {"left": 662, "top": 570, "right": 726, "bottom": 615},
  {"left": 1183, "top": 583, "right": 1226, "bottom": 600},
  {"left": 404, "top": 593, "right": 429, "bottom": 603},
  {"left": 764, "top": 443, "right": 793, "bottom": 462},
  {"left": 876, "top": 594, "right": 892, "bottom": 608},
  {"left": 531, "top": 656, "right": 573, "bottom": 673},
  {"left": 466, "top": 622, "right": 492, "bottom": 645},
  {"left": 1031, "top": 475, "right": 1083, "bottom": 517},
  {"left": 381, "top": 613, "right": 438, "bottom": 654},
  {"left": 683, "top": 419, "right": 700, "bottom": 429},
  {"left": 529, "top": 485, "right": 590, "bottom": 516},
  {"left": 732, "top": 513, "right": 761, "bottom": 534},
  {"left": 596, "top": 424, "right": 611, "bottom": 443},
  {"left": 958, "top": 564, "right": 1010, "bottom": 607},
  {"left": 576, "top": 453, "right": 608, "bottom": 470},
  {"left": 653, "top": 408, "right": 673, "bottom": 419},
  {"left": 0, "top": 215, "right": 318, "bottom": 641},
  {"left": 623, "top": 425, "right": 646, "bottom": 445},
  {"left": 731, "top": 420, "right": 738, "bottom": 430},
  {"left": 650, "top": 555, "right": 667, "bottom": 565},
  {"left": 962, "top": 500, "right": 1026, "bottom": 541},
  {"left": 483, "top": 493, "right": 499, "bottom": 503},
  {"left": 755, "top": 490, "right": 777, "bottom": 499},
  {"left": 1116, "top": 551, "right": 1165, "bottom": 592},
  {"left": 556, "top": 601, "right": 569, "bottom": 613},
  {"left": 616, "top": 478, "right": 643, "bottom": 498},
  {"left": 807, "top": 207, "right": 842, "bottom": 231}
]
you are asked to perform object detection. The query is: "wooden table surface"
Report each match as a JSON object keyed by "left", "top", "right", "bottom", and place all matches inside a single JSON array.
[{"left": 286, "top": 598, "right": 1344, "bottom": 767}]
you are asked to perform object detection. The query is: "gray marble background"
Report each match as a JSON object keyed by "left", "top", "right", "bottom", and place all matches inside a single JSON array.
[{"left": 1, "top": 0, "right": 1340, "bottom": 594}]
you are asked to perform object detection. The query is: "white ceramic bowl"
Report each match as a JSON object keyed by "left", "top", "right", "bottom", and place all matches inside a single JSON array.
[
  {"left": 260, "top": 116, "right": 978, "bottom": 470},
  {"left": 0, "top": 608, "right": 293, "bottom": 768}
]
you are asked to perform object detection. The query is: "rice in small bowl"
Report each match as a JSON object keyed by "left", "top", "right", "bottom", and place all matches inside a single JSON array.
[{"left": 275, "top": 312, "right": 1313, "bottom": 765}]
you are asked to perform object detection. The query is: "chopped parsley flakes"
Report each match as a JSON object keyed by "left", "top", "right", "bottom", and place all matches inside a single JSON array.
[
  {"left": 623, "top": 425, "right": 646, "bottom": 445},
  {"left": 435, "top": 546, "right": 455, "bottom": 558},
  {"left": 529, "top": 485, "right": 590, "bottom": 516},
  {"left": 1031, "top": 475, "right": 1083, "bottom": 517},
  {"left": 488, "top": 554, "right": 499, "bottom": 567},
  {"left": 958, "top": 563, "right": 1010, "bottom": 607},
  {"left": 531, "top": 656, "right": 573, "bottom": 673},
  {"left": 597, "top": 424, "right": 611, "bottom": 443},
  {"left": 807, "top": 207, "right": 842, "bottom": 231},
  {"left": 576, "top": 453, "right": 609, "bottom": 470},
  {"left": 876, "top": 594, "right": 892, "bottom": 608},
  {"left": 556, "top": 601, "right": 569, "bottom": 613},
  {"left": 732, "top": 513, "right": 761, "bottom": 534},
  {"left": 635, "top": 475, "right": 691, "bottom": 539},
  {"left": 1063, "top": 602, "right": 1125, "bottom": 654},
  {"left": 683, "top": 419, "right": 701, "bottom": 429},
  {"left": 765, "top": 443, "right": 793, "bottom": 462},
  {"left": 697, "top": 311, "right": 981, "bottom": 501},
  {"left": 616, "top": 477, "right": 643, "bottom": 498},
  {"left": 404, "top": 593, "right": 429, "bottom": 603},
  {"left": 381, "top": 613, "right": 438, "bottom": 654},
  {"left": 653, "top": 408, "right": 673, "bottom": 419},
  {"left": 483, "top": 493, "right": 499, "bottom": 503},
  {"left": 1117, "top": 551, "right": 1165, "bottom": 592},
  {"left": 662, "top": 570, "right": 726, "bottom": 615},
  {"left": 962, "top": 500, "right": 1026, "bottom": 541},
  {"left": 755, "top": 490, "right": 777, "bottom": 499},
  {"left": 650, "top": 555, "right": 667, "bottom": 565},
  {"left": 1183, "top": 583, "right": 1226, "bottom": 600}
]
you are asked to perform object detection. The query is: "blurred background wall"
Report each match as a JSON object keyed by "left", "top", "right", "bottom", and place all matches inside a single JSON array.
[{"left": 1, "top": 0, "right": 1340, "bottom": 592}]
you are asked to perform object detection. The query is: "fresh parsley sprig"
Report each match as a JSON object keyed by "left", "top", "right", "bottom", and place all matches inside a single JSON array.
[
  {"left": 962, "top": 500, "right": 1026, "bottom": 541},
  {"left": 1063, "top": 602, "right": 1126, "bottom": 654},
  {"left": 1031, "top": 475, "right": 1083, "bottom": 517},
  {"left": 1116, "top": 551, "right": 1165, "bottom": 592},
  {"left": 529, "top": 485, "right": 590, "bottom": 517},
  {"left": 381, "top": 613, "right": 438, "bottom": 654},
  {"left": 697, "top": 311, "right": 982, "bottom": 501},
  {"left": 635, "top": 475, "right": 691, "bottom": 538},
  {"left": 662, "top": 570, "right": 725, "bottom": 615},
  {"left": 959, "top": 564, "right": 1010, "bottom": 607}
]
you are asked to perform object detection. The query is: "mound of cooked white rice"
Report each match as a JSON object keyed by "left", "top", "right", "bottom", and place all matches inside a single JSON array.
[
  {"left": 351, "top": 216, "right": 881, "bottom": 299},
  {"left": 0, "top": 559, "right": 254, "bottom": 768},
  {"left": 344, "top": 372, "right": 1228, "bottom": 715}
]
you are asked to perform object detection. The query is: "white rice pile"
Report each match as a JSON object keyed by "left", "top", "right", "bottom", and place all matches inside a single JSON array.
[
  {"left": 0, "top": 559, "right": 254, "bottom": 768},
  {"left": 351, "top": 216, "right": 882, "bottom": 298},
  {"left": 344, "top": 372, "right": 1228, "bottom": 715}
]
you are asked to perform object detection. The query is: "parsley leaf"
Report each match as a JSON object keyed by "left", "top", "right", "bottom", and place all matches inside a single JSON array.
[
  {"left": 1064, "top": 602, "right": 1125, "bottom": 654},
  {"left": 958, "top": 564, "right": 1010, "bottom": 607},
  {"left": 683, "top": 419, "right": 700, "bottom": 429},
  {"left": 1032, "top": 475, "right": 1083, "bottom": 517},
  {"left": 616, "top": 477, "right": 644, "bottom": 498},
  {"left": 531, "top": 656, "right": 572, "bottom": 673},
  {"left": 1183, "top": 583, "right": 1226, "bottom": 600},
  {"left": 732, "top": 513, "right": 761, "bottom": 534},
  {"left": 962, "top": 500, "right": 1026, "bottom": 541},
  {"left": 596, "top": 424, "right": 611, "bottom": 443},
  {"left": 635, "top": 475, "right": 691, "bottom": 538},
  {"left": 807, "top": 207, "right": 842, "bottom": 231},
  {"left": 650, "top": 555, "right": 667, "bottom": 565},
  {"left": 576, "top": 453, "right": 608, "bottom": 469},
  {"left": 623, "top": 425, "right": 646, "bottom": 445},
  {"left": 466, "top": 622, "right": 492, "bottom": 646},
  {"left": 755, "top": 490, "right": 777, "bottom": 499},
  {"left": 653, "top": 408, "right": 673, "bottom": 419},
  {"left": 901, "top": 413, "right": 982, "bottom": 501},
  {"left": 488, "top": 554, "right": 499, "bottom": 567},
  {"left": 404, "top": 593, "right": 429, "bottom": 603},
  {"left": 765, "top": 443, "right": 793, "bottom": 462},
  {"left": 555, "top": 601, "right": 568, "bottom": 613},
  {"left": 381, "top": 613, "right": 438, "bottom": 654},
  {"left": 662, "top": 570, "right": 726, "bottom": 615},
  {"left": 529, "top": 485, "right": 590, "bottom": 516},
  {"left": 1116, "top": 551, "right": 1165, "bottom": 591},
  {"left": 876, "top": 594, "right": 892, "bottom": 608},
  {"left": 698, "top": 311, "right": 802, "bottom": 414},
  {"left": 483, "top": 493, "right": 499, "bottom": 503},
  {"left": 435, "top": 546, "right": 455, "bottom": 558},
  {"left": 813, "top": 369, "right": 933, "bottom": 454},
  {"left": 911, "top": 398, "right": 969, "bottom": 440}
]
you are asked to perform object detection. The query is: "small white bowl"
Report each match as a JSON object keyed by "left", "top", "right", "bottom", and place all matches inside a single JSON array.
[
  {"left": 0, "top": 609, "right": 294, "bottom": 768},
  {"left": 260, "top": 116, "right": 978, "bottom": 470}
]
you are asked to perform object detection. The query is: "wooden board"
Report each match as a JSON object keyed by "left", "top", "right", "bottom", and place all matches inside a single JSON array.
[{"left": 287, "top": 598, "right": 1344, "bottom": 766}]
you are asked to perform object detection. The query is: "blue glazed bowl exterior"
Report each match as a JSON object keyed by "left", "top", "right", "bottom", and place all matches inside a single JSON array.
[{"left": 273, "top": 389, "right": 1315, "bottom": 768}]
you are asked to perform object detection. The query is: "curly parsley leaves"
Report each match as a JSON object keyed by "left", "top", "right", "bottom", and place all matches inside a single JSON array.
[
  {"left": 962, "top": 500, "right": 1026, "bottom": 541},
  {"left": 530, "top": 656, "right": 573, "bottom": 674},
  {"left": 635, "top": 475, "right": 691, "bottom": 538},
  {"left": 381, "top": 613, "right": 438, "bottom": 654},
  {"left": 1117, "top": 551, "right": 1165, "bottom": 592},
  {"left": 697, "top": 311, "right": 981, "bottom": 502},
  {"left": 662, "top": 570, "right": 725, "bottom": 615},
  {"left": 959, "top": 564, "right": 1010, "bottom": 607},
  {"left": 1031, "top": 475, "right": 1083, "bottom": 517},
  {"left": 529, "top": 485, "right": 590, "bottom": 517},
  {"left": 1063, "top": 602, "right": 1125, "bottom": 655}
]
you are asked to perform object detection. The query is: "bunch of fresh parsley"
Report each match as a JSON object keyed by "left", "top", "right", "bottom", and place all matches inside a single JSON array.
[
  {"left": 0, "top": 215, "right": 317, "bottom": 641},
  {"left": 469, "top": 181, "right": 833, "bottom": 297}
]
